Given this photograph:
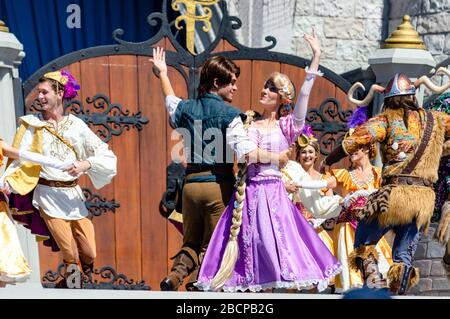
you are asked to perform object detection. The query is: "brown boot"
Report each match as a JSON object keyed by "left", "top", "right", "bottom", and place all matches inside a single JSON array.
[
  {"left": 185, "top": 248, "right": 205, "bottom": 291},
  {"left": 185, "top": 268, "right": 200, "bottom": 291},
  {"left": 80, "top": 262, "right": 94, "bottom": 287},
  {"left": 387, "top": 263, "right": 419, "bottom": 295},
  {"left": 349, "top": 245, "right": 387, "bottom": 289},
  {"left": 160, "top": 250, "right": 198, "bottom": 291}
]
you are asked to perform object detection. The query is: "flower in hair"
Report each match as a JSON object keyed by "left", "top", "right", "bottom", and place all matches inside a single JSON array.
[
  {"left": 60, "top": 70, "right": 80, "bottom": 99},
  {"left": 44, "top": 70, "right": 80, "bottom": 99},
  {"left": 281, "top": 85, "right": 290, "bottom": 94},
  {"left": 281, "top": 97, "right": 292, "bottom": 105},
  {"left": 302, "top": 124, "right": 315, "bottom": 138}
]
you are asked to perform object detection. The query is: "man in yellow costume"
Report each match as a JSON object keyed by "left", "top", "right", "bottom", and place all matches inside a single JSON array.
[
  {"left": 323, "top": 69, "right": 450, "bottom": 295},
  {"left": 1, "top": 70, "right": 117, "bottom": 286}
]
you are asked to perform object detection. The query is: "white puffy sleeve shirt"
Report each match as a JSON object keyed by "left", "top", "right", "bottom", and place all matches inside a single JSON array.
[{"left": 3, "top": 114, "right": 117, "bottom": 220}]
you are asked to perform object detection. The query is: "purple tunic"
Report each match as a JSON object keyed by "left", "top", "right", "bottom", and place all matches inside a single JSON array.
[{"left": 196, "top": 114, "right": 341, "bottom": 292}]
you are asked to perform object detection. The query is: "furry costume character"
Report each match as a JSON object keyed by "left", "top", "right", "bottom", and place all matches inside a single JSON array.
[{"left": 324, "top": 68, "right": 450, "bottom": 295}]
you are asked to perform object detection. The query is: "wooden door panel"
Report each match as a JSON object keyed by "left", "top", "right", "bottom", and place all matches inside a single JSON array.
[
  {"left": 137, "top": 53, "right": 169, "bottom": 290},
  {"left": 79, "top": 56, "right": 116, "bottom": 269},
  {"left": 109, "top": 55, "right": 142, "bottom": 280}
]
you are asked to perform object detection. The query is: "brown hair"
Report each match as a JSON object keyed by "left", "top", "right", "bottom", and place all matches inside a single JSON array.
[
  {"left": 349, "top": 145, "right": 377, "bottom": 169},
  {"left": 296, "top": 140, "right": 320, "bottom": 163},
  {"left": 197, "top": 56, "right": 240, "bottom": 96},
  {"left": 39, "top": 77, "right": 63, "bottom": 95}
]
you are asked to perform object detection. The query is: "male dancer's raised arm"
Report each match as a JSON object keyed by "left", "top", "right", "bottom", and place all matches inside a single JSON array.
[{"left": 150, "top": 47, "right": 291, "bottom": 167}]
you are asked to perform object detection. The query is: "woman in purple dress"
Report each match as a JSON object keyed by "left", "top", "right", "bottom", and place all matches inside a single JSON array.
[{"left": 195, "top": 31, "right": 341, "bottom": 292}]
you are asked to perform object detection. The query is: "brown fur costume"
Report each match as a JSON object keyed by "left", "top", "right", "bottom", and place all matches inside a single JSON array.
[{"left": 363, "top": 109, "right": 446, "bottom": 232}]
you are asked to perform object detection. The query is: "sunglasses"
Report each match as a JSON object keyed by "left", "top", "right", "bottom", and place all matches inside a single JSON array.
[{"left": 263, "top": 80, "right": 279, "bottom": 93}]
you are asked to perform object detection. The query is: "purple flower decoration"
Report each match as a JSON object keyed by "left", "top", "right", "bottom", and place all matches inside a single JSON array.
[
  {"left": 302, "top": 124, "right": 315, "bottom": 138},
  {"left": 61, "top": 70, "right": 80, "bottom": 99},
  {"left": 348, "top": 106, "right": 368, "bottom": 129}
]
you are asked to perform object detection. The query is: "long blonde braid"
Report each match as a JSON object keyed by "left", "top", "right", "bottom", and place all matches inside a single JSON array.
[{"left": 210, "top": 110, "right": 259, "bottom": 290}]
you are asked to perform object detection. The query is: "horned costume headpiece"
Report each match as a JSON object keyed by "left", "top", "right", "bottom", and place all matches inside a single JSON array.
[{"left": 347, "top": 67, "right": 450, "bottom": 106}]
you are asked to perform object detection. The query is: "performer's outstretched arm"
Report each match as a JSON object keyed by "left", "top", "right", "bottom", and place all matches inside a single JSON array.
[
  {"left": 297, "top": 175, "right": 337, "bottom": 190},
  {"left": 1, "top": 140, "right": 70, "bottom": 169},
  {"left": 293, "top": 30, "right": 322, "bottom": 128},
  {"left": 150, "top": 46, "right": 175, "bottom": 98},
  {"left": 150, "top": 47, "right": 189, "bottom": 128},
  {"left": 321, "top": 115, "right": 388, "bottom": 170}
]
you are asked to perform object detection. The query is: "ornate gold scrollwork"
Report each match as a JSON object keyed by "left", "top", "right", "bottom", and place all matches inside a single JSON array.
[{"left": 171, "top": 0, "right": 219, "bottom": 55}]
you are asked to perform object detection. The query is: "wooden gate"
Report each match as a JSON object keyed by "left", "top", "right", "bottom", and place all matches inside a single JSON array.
[{"left": 22, "top": 0, "right": 354, "bottom": 290}]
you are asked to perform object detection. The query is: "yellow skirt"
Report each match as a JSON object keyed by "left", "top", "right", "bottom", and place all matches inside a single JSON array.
[
  {"left": 316, "top": 227, "right": 335, "bottom": 285},
  {"left": 316, "top": 227, "right": 334, "bottom": 254},
  {"left": 0, "top": 202, "right": 32, "bottom": 283},
  {"left": 332, "top": 222, "right": 392, "bottom": 292}
]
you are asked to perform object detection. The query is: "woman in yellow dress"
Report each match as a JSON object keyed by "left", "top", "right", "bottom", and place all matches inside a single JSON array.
[
  {"left": 323, "top": 144, "right": 393, "bottom": 292},
  {"left": 297, "top": 107, "right": 393, "bottom": 293},
  {"left": 0, "top": 139, "right": 71, "bottom": 286},
  {"left": 0, "top": 139, "right": 32, "bottom": 286},
  {"left": 299, "top": 144, "right": 393, "bottom": 292}
]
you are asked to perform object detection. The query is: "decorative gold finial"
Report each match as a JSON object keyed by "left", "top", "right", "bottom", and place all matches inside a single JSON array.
[
  {"left": 382, "top": 15, "right": 426, "bottom": 49},
  {"left": 0, "top": 20, "right": 9, "bottom": 33}
]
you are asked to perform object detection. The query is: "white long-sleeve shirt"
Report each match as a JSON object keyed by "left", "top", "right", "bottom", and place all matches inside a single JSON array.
[{"left": 2, "top": 114, "right": 117, "bottom": 220}]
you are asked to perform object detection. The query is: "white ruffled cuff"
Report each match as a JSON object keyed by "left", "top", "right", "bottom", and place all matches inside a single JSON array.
[
  {"left": 305, "top": 66, "right": 324, "bottom": 77},
  {"left": 298, "top": 179, "right": 328, "bottom": 190}
]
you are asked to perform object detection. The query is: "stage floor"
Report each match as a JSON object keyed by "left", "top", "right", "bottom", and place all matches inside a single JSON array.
[{"left": 0, "top": 283, "right": 448, "bottom": 299}]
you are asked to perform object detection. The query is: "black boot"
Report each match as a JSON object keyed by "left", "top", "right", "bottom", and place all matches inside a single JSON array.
[
  {"left": 80, "top": 262, "right": 94, "bottom": 287},
  {"left": 160, "top": 250, "right": 197, "bottom": 291}
]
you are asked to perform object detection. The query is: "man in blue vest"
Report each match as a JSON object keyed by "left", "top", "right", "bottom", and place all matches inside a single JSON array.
[{"left": 151, "top": 47, "right": 291, "bottom": 291}]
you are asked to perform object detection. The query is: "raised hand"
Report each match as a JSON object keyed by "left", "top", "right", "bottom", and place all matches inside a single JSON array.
[
  {"left": 149, "top": 47, "right": 168, "bottom": 76},
  {"left": 303, "top": 29, "right": 321, "bottom": 57},
  {"left": 149, "top": 47, "right": 175, "bottom": 97}
]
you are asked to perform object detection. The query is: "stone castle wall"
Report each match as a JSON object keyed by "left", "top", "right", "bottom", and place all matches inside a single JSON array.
[{"left": 225, "top": 0, "right": 450, "bottom": 74}]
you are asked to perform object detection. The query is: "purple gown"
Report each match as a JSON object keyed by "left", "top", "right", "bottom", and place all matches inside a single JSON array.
[{"left": 196, "top": 114, "right": 342, "bottom": 292}]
